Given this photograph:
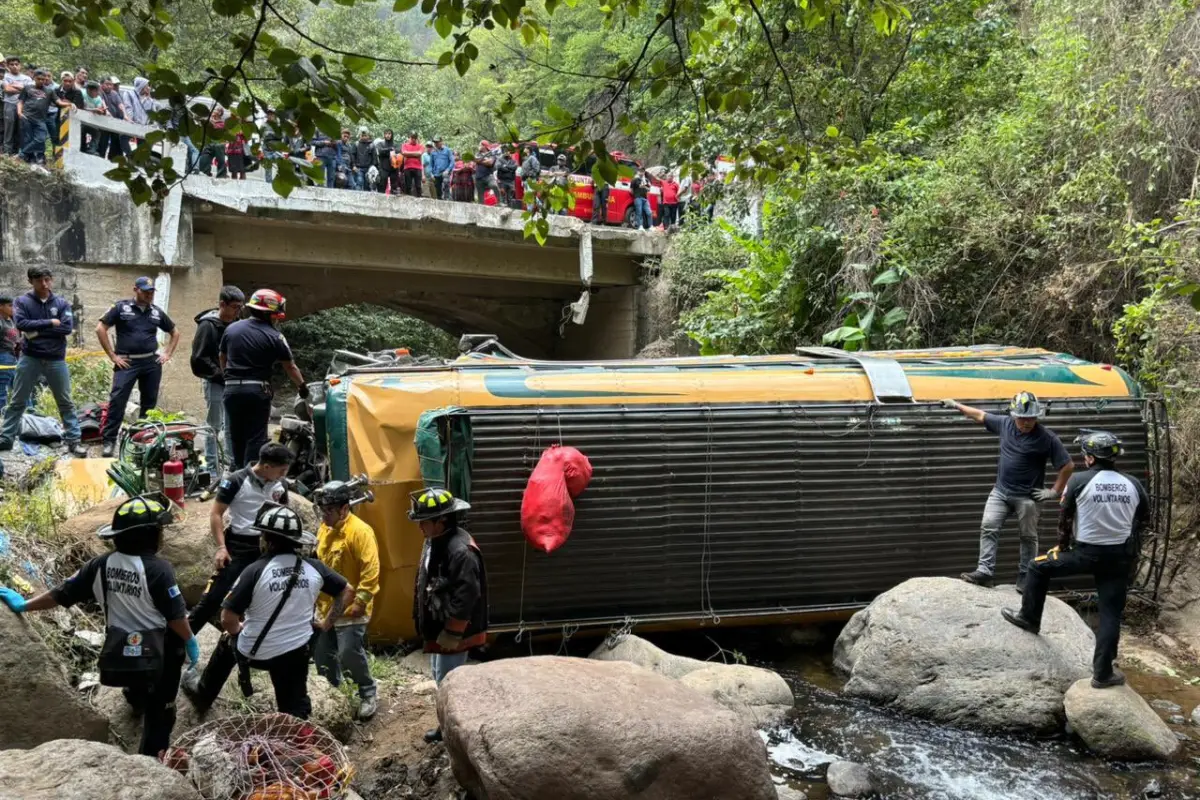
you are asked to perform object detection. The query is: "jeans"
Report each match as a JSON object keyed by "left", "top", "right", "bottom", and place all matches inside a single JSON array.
[
  {"left": 977, "top": 488, "right": 1040, "bottom": 577},
  {"left": 202, "top": 381, "right": 232, "bottom": 469},
  {"left": 403, "top": 168, "right": 422, "bottom": 197},
  {"left": 633, "top": 196, "right": 652, "bottom": 229},
  {"left": 0, "top": 352, "right": 16, "bottom": 409},
  {"left": 348, "top": 168, "right": 364, "bottom": 190},
  {"left": 1019, "top": 542, "right": 1131, "bottom": 679},
  {"left": 200, "top": 143, "right": 226, "bottom": 177},
  {"left": 179, "top": 135, "right": 200, "bottom": 174},
  {"left": 592, "top": 187, "right": 609, "bottom": 223},
  {"left": 432, "top": 651, "right": 469, "bottom": 684},
  {"left": 101, "top": 358, "right": 161, "bottom": 443},
  {"left": 433, "top": 174, "right": 448, "bottom": 199},
  {"left": 475, "top": 178, "right": 492, "bottom": 203},
  {"left": 20, "top": 117, "right": 49, "bottom": 163},
  {"left": 662, "top": 203, "right": 679, "bottom": 227},
  {"left": 313, "top": 623, "right": 376, "bottom": 698},
  {"left": 1, "top": 103, "right": 18, "bottom": 156},
  {"left": 0, "top": 356, "right": 80, "bottom": 444},
  {"left": 319, "top": 154, "right": 337, "bottom": 188},
  {"left": 223, "top": 384, "right": 272, "bottom": 469},
  {"left": 262, "top": 151, "right": 282, "bottom": 182}
]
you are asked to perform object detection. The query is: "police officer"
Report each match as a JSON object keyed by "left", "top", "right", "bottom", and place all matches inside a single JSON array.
[
  {"left": 313, "top": 479, "right": 381, "bottom": 720},
  {"left": 410, "top": 488, "right": 488, "bottom": 743},
  {"left": 1002, "top": 431, "right": 1149, "bottom": 688},
  {"left": 0, "top": 495, "right": 201, "bottom": 756},
  {"left": 181, "top": 442, "right": 293, "bottom": 703},
  {"left": 96, "top": 276, "right": 181, "bottom": 458},
  {"left": 943, "top": 391, "right": 1073, "bottom": 590},
  {"left": 210, "top": 504, "right": 353, "bottom": 719},
  {"left": 219, "top": 289, "right": 307, "bottom": 469}
]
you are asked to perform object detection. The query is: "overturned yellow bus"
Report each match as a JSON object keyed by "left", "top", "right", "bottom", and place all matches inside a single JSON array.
[{"left": 316, "top": 343, "right": 1170, "bottom": 644}]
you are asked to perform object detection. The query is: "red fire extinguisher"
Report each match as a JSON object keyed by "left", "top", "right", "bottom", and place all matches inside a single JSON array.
[{"left": 162, "top": 457, "right": 185, "bottom": 508}]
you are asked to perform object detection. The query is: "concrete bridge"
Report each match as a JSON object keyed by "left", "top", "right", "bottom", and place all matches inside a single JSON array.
[{"left": 0, "top": 112, "right": 666, "bottom": 415}]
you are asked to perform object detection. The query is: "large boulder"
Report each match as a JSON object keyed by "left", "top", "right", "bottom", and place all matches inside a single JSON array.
[
  {"left": 66, "top": 498, "right": 213, "bottom": 606},
  {"left": 0, "top": 608, "right": 109, "bottom": 749},
  {"left": 833, "top": 577, "right": 1093, "bottom": 734},
  {"left": 678, "top": 664, "right": 793, "bottom": 726},
  {"left": 95, "top": 626, "right": 357, "bottom": 748},
  {"left": 826, "top": 761, "right": 873, "bottom": 798},
  {"left": 439, "top": 656, "right": 777, "bottom": 800},
  {"left": 1063, "top": 680, "right": 1180, "bottom": 760},
  {"left": 0, "top": 739, "right": 201, "bottom": 800},
  {"left": 590, "top": 634, "right": 794, "bottom": 725}
]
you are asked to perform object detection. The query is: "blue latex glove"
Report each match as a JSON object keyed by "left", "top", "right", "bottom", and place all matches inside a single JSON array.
[
  {"left": 0, "top": 587, "right": 28, "bottom": 613},
  {"left": 185, "top": 637, "right": 201, "bottom": 667}
]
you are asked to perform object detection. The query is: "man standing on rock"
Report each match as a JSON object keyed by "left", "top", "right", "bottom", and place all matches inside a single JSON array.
[
  {"left": 943, "top": 391, "right": 1073, "bottom": 591},
  {"left": 1002, "top": 431, "right": 1148, "bottom": 688},
  {"left": 410, "top": 487, "right": 488, "bottom": 743}
]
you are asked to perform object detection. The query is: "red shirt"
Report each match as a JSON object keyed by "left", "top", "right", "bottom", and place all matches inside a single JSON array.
[
  {"left": 401, "top": 140, "right": 424, "bottom": 171},
  {"left": 661, "top": 179, "right": 679, "bottom": 204}
]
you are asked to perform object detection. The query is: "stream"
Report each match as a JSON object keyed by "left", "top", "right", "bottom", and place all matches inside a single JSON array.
[{"left": 765, "top": 648, "right": 1200, "bottom": 800}]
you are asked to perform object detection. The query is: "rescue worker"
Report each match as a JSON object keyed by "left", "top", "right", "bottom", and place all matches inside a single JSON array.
[
  {"left": 312, "top": 479, "right": 381, "bottom": 720},
  {"left": 943, "top": 392, "right": 1073, "bottom": 590},
  {"left": 1002, "top": 431, "right": 1148, "bottom": 688},
  {"left": 95, "top": 276, "right": 181, "bottom": 458},
  {"left": 181, "top": 442, "right": 293, "bottom": 704},
  {"left": 0, "top": 496, "right": 201, "bottom": 756},
  {"left": 410, "top": 487, "right": 488, "bottom": 743},
  {"left": 190, "top": 285, "right": 245, "bottom": 471},
  {"left": 215, "top": 505, "right": 354, "bottom": 719},
  {"left": 219, "top": 288, "right": 307, "bottom": 469}
]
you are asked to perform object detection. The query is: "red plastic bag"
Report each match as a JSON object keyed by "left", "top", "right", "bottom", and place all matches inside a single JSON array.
[{"left": 521, "top": 445, "right": 593, "bottom": 553}]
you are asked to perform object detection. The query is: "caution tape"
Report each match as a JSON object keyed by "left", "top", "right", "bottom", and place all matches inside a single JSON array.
[{"left": 0, "top": 350, "right": 110, "bottom": 370}]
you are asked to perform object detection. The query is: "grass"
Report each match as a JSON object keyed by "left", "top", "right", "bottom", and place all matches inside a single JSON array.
[{"left": 32, "top": 353, "right": 112, "bottom": 418}]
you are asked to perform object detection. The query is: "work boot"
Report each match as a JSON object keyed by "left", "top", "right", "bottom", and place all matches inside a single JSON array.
[
  {"left": 101, "top": 441, "right": 115, "bottom": 458},
  {"left": 423, "top": 728, "right": 443, "bottom": 744},
  {"left": 67, "top": 442, "right": 88, "bottom": 458},
  {"left": 1091, "top": 669, "right": 1126, "bottom": 689},
  {"left": 959, "top": 570, "right": 993, "bottom": 587},
  {"left": 179, "top": 667, "right": 212, "bottom": 713},
  {"left": 358, "top": 694, "right": 379, "bottom": 721},
  {"left": 1001, "top": 608, "right": 1040, "bottom": 635}
]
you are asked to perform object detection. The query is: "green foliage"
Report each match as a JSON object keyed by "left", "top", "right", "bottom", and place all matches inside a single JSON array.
[
  {"left": 33, "top": 354, "right": 112, "bottom": 417},
  {"left": 281, "top": 304, "right": 458, "bottom": 377}
]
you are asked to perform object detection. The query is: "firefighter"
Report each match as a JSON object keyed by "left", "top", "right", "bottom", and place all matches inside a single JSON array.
[
  {"left": 219, "top": 288, "right": 307, "bottom": 469},
  {"left": 1002, "top": 431, "right": 1148, "bottom": 688},
  {"left": 410, "top": 487, "right": 488, "bottom": 743},
  {"left": 95, "top": 276, "right": 181, "bottom": 458},
  {"left": 212, "top": 504, "right": 353, "bottom": 719},
  {"left": 181, "top": 442, "right": 293, "bottom": 705},
  {"left": 0, "top": 496, "right": 201, "bottom": 756},
  {"left": 312, "top": 479, "right": 381, "bottom": 720},
  {"left": 943, "top": 391, "right": 1073, "bottom": 590}
]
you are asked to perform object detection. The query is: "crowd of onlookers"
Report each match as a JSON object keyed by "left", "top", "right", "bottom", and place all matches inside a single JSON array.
[{"left": 3, "top": 52, "right": 721, "bottom": 230}]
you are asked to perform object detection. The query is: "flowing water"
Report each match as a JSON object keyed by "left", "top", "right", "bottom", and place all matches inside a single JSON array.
[{"left": 765, "top": 648, "right": 1200, "bottom": 800}]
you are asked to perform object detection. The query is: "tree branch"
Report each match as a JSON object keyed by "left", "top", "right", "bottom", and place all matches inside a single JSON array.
[
  {"left": 745, "top": 0, "right": 808, "bottom": 138},
  {"left": 264, "top": 0, "right": 439, "bottom": 67}
]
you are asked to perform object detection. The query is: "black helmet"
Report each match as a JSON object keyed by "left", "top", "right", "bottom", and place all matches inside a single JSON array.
[
  {"left": 1009, "top": 391, "right": 1043, "bottom": 419},
  {"left": 1075, "top": 430, "right": 1122, "bottom": 461},
  {"left": 408, "top": 488, "right": 470, "bottom": 521},
  {"left": 252, "top": 503, "right": 316, "bottom": 546},
  {"left": 314, "top": 480, "right": 353, "bottom": 508},
  {"left": 98, "top": 495, "right": 169, "bottom": 538}
]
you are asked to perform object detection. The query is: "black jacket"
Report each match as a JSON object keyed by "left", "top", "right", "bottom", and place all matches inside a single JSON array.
[
  {"left": 496, "top": 156, "right": 518, "bottom": 182},
  {"left": 377, "top": 137, "right": 397, "bottom": 170},
  {"left": 414, "top": 526, "right": 488, "bottom": 653},
  {"left": 353, "top": 140, "right": 375, "bottom": 169},
  {"left": 190, "top": 308, "right": 229, "bottom": 383}
]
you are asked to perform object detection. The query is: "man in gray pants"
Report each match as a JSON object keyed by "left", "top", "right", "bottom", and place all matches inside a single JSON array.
[{"left": 942, "top": 391, "right": 1074, "bottom": 592}]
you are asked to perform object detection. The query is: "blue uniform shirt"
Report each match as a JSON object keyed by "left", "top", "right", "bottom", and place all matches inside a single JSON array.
[
  {"left": 983, "top": 413, "right": 1071, "bottom": 497},
  {"left": 220, "top": 317, "right": 293, "bottom": 381},
  {"left": 100, "top": 300, "right": 176, "bottom": 356}
]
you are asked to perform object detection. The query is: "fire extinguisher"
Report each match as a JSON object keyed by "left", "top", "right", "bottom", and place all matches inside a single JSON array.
[{"left": 162, "top": 457, "right": 185, "bottom": 508}]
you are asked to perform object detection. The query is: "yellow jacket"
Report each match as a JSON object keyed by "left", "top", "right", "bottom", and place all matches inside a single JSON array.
[{"left": 315, "top": 512, "right": 380, "bottom": 622}]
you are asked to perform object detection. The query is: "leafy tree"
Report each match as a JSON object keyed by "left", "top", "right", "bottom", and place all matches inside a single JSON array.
[{"left": 281, "top": 304, "right": 457, "bottom": 377}]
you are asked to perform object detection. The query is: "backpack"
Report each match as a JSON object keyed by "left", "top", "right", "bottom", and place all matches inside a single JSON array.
[{"left": 79, "top": 402, "right": 107, "bottom": 444}]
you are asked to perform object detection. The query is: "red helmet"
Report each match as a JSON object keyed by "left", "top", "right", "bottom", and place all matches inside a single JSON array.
[{"left": 246, "top": 288, "right": 286, "bottom": 321}]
